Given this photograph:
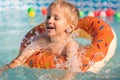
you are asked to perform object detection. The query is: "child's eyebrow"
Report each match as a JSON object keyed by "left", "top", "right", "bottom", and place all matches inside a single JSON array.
[{"left": 53, "top": 14, "right": 59, "bottom": 17}]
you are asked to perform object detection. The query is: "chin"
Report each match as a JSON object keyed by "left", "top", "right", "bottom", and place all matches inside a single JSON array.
[{"left": 47, "top": 33, "right": 56, "bottom": 37}]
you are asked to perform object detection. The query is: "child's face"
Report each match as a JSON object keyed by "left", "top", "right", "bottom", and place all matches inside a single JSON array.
[{"left": 45, "top": 7, "right": 69, "bottom": 37}]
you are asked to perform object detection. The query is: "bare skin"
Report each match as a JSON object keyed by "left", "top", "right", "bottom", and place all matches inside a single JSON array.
[{"left": 0, "top": 4, "right": 80, "bottom": 80}]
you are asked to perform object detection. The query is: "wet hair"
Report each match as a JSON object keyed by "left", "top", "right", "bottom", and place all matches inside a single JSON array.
[{"left": 47, "top": 0, "right": 79, "bottom": 28}]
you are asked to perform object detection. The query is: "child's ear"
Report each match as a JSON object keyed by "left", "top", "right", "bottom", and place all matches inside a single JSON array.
[
  {"left": 65, "top": 24, "right": 75, "bottom": 34},
  {"left": 70, "top": 24, "right": 75, "bottom": 31}
]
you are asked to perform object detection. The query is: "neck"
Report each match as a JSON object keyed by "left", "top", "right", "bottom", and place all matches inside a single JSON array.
[
  {"left": 49, "top": 33, "right": 68, "bottom": 43},
  {"left": 48, "top": 33, "right": 69, "bottom": 54}
]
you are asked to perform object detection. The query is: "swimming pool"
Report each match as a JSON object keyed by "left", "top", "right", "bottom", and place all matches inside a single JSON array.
[{"left": 0, "top": 0, "right": 120, "bottom": 80}]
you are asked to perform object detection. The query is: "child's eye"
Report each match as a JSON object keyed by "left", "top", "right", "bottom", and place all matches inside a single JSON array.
[
  {"left": 47, "top": 16, "right": 50, "bottom": 19},
  {"left": 54, "top": 16, "right": 59, "bottom": 20}
]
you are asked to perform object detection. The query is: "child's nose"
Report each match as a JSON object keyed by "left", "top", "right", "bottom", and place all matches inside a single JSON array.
[{"left": 48, "top": 17, "right": 54, "bottom": 24}]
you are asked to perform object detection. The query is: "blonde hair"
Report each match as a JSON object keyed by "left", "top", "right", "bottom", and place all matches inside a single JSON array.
[{"left": 48, "top": 0, "right": 79, "bottom": 28}]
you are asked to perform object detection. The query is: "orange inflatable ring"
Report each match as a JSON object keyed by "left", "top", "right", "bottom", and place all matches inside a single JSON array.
[
  {"left": 20, "top": 16, "right": 116, "bottom": 73},
  {"left": 77, "top": 17, "right": 116, "bottom": 72}
]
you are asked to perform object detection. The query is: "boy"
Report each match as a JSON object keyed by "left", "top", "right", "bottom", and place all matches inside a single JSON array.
[{"left": 0, "top": 0, "right": 81, "bottom": 79}]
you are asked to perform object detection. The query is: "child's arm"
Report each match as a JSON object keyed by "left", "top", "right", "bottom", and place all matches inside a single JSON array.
[
  {"left": 62, "top": 40, "right": 80, "bottom": 80},
  {"left": 0, "top": 41, "right": 41, "bottom": 74},
  {"left": 66, "top": 40, "right": 81, "bottom": 72}
]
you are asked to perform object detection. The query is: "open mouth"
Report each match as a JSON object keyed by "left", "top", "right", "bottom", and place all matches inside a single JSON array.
[{"left": 46, "top": 26, "right": 55, "bottom": 29}]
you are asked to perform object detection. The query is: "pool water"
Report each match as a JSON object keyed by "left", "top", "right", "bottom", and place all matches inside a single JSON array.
[{"left": 0, "top": 3, "right": 120, "bottom": 80}]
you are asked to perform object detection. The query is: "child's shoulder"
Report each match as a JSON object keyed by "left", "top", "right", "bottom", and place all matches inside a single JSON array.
[{"left": 67, "top": 38, "right": 79, "bottom": 49}]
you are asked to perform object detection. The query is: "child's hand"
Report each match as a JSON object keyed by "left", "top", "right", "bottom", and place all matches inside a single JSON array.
[
  {"left": 0, "top": 65, "right": 9, "bottom": 75},
  {"left": 0, "top": 68, "right": 3, "bottom": 75}
]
